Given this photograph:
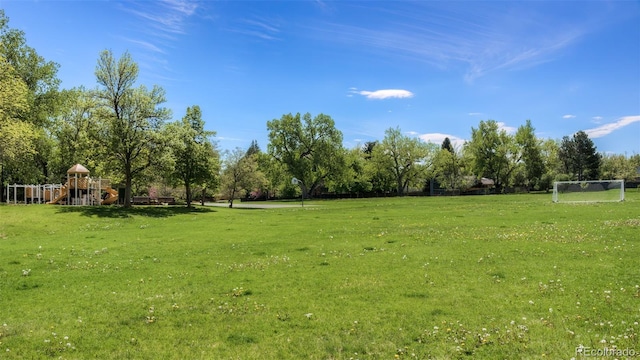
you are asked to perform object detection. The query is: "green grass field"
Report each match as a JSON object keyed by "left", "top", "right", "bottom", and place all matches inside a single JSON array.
[{"left": 1, "top": 193, "right": 639, "bottom": 359}]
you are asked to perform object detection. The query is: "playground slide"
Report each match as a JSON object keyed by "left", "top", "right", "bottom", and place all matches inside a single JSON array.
[
  {"left": 101, "top": 187, "right": 118, "bottom": 205},
  {"left": 47, "top": 186, "right": 67, "bottom": 205}
]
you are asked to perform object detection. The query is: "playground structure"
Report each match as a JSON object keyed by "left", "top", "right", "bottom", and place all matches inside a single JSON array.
[{"left": 5, "top": 164, "right": 119, "bottom": 205}]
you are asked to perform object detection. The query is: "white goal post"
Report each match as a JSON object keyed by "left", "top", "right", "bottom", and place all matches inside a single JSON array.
[{"left": 552, "top": 180, "right": 625, "bottom": 203}]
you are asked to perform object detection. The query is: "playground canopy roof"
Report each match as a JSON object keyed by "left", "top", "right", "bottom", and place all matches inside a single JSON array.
[{"left": 67, "top": 164, "right": 90, "bottom": 175}]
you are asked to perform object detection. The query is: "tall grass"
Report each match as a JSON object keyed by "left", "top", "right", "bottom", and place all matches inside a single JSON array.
[{"left": 0, "top": 193, "right": 638, "bottom": 359}]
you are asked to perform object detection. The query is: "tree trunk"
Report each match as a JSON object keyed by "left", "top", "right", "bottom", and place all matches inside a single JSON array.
[
  {"left": 229, "top": 188, "right": 235, "bottom": 208},
  {"left": 185, "top": 182, "right": 192, "bottom": 208},
  {"left": 124, "top": 162, "right": 132, "bottom": 208}
]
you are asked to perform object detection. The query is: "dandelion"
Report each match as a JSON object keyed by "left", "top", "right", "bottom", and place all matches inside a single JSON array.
[
  {"left": 304, "top": 313, "right": 313, "bottom": 319},
  {"left": 529, "top": 300, "right": 535, "bottom": 305}
]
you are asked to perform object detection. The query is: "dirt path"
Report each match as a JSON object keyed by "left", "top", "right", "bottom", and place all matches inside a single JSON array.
[{"left": 204, "top": 202, "right": 309, "bottom": 209}]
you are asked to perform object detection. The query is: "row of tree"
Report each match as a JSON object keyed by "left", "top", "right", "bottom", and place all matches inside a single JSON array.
[{"left": 2, "top": 11, "right": 639, "bottom": 207}]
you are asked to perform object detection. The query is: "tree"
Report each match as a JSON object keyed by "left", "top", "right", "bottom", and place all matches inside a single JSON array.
[
  {"left": 0, "top": 10, "right": 61, "bottom": 187},
  {"left": 467, "top": 120, "right": 518, "bottom": 192},
  {"left": 374, "top": 127, "right": 436, "bottom": 195},
  {"left": 93, "top": 50, "right": 171, "bottom": 207},
  {"left": 600, "top": 154, "right": 637, "bottom": 180},
  {"left": 220, "top": 148, "right": 265, "bottom": 208},
  {"left": 328, "top": 147, "right": 373, "bottom": 195},
  {"left": 49, "top": 87, "right": 100, "bottom": 181},
  {"left": 267, "top": 112, "right": 345, "bottom": 197},
  {"left": 559, "top": 131, "right": 601, "bottom": 180},
  {"left": 441, "top": 137, "right": 454, "bottom": 153},
  {"left": 515, "top": 120, "right": 545, "bottom": 190},
  {"left": 166, "top": 105, "right": 219, "bottom": 208},
  {"left": 0, "top": 10, "right": 60, "bottom": 128},
  {"left": 0, "top": 55, "right": 38, "bottom": 200},
  {"left": 433, "top": 137, "right": 464, "bottom": 191},
  {"left": 539, "top": 139, "right": 562, "bottom": 191},
  {"left": 245, "top": 140, "right": 261, "bottom": 157},
  {"left": 255, "top": 151, "right": 287, "bottom": 199}
]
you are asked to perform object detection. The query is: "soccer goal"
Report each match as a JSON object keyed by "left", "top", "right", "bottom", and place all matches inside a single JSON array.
[{"left": 552, "top": 180, "right": 625, "bottom": 203}]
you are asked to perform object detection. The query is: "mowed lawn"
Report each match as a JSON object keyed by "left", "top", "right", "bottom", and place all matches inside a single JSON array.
[{"left": 0, "top": 193, "right": 639, "bottom": 359}]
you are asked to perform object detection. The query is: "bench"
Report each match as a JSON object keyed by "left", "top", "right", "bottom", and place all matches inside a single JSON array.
[
  {"left": 132, "top": 196, "right": 151, "bottom": 205},
  {"left": 157, "top": 196, "right": 176, "bottom": 205}
]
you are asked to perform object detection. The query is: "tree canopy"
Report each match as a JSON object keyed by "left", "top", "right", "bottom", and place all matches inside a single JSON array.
[
  {"left": 94, "top": 49, "right": 171, "bottom": 207},
  {"left": 267, "top": 112, "right": 345, "bottom": 197}
]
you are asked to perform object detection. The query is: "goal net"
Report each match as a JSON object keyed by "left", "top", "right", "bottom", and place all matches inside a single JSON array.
[{"left": 552, "top": 180, "right": 625, "bottom": 203}]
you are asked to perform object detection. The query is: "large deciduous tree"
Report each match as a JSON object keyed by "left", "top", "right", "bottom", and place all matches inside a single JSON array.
[
  {"left": 373, "top": 127, "right": 436, "bottom": 195},
  {"left": 0, "top": 10, "right": 61, "bottom": 188},
  {"left": 267, "top": 112, "right": 345, "bottom": 197},
  {"left": 467, "top": 120, "right": 518, "bottom": 192},
  {"left": 166, "top": 105, "right": 219, "bottom": 208},
  {"left": 49, "top": 87, "right": 100, "bottom": 181},
  {"left": 94, "top": 50, "right": 171, "bottom": 207},
  {"left": 433, "top": 137, "right": 463, "bottom": 191},
  {"left": 515, "top": 120, "right": 545, "bottom": 190},
  {"left": 220, "top": 148, "right": 265, "bottom": 208}
]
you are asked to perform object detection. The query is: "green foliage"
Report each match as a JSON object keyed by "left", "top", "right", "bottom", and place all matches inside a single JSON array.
[
  {"left": 559, "top": 131, "right": 601, "bottom": 181},
  {"left": 48, "top": 87, "right": 101, "bottom": 181},
  {"left": 93, "top": 50, "right": 171, "bottom": 207},
  {"left": 327, "top": 147, "right": 373, "bottom": 195},
  {"left": 267, "top": 112, "right": 345, "bottom": 197},
  {"left": 220, "top": 148, "right": 266, "bottom": 207},
  {"left": 515, "top": 120, "right": 545, "bottom": 189},
  {"left": 165, "top": 106, "right": 219, "bottom": 207},
  {"left": 0, "top": 193, "right": 638, "bottom": 358},
  {"left": 599, "top": 153, "right": 637, "bottom": 181},
  {"left": 374, "top": 127, "right": 437, "bottom": 195},
  {"left": 255, "top": 151, "right": 287, "bottom": 199},
  {"left": 0, "top": 11, "right": 61, "bottom": 188}
]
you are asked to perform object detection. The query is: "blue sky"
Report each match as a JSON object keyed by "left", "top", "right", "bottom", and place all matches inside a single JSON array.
[{"left": 2, "top": 0, "right": 639, "bottom": 155}]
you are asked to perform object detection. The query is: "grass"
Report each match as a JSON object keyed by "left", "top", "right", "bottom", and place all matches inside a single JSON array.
[{"left": 0, "top": 192, "right": 639, "bottom": 359}]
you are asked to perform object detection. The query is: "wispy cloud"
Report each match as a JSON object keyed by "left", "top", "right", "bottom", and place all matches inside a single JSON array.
[
  {"left": 123, "top": 0, "right": 198, "bottom": 37},
  {"left": 584, "top": 115, "right": 640, "bottom": 138},
  {"left": 312, "top": 2, "right": 594, "bottom": 81},
  {"left": 350, "top": 88, "right": 414, "bottom": 100},
  {"left": 468, "top": 112, "right": 483, "bottom": 116},
  {"left": 563, "top": 114, "right": 576, "bottom": 119},
  {"left": 418, "top": 133, "right": 466, "bottom": 149},
  {"left": 117, "top": 0, "right": 199, "bottom": 79},
  {"left": 592, "top": 116, "right": 603, "bottom": 123},
  {"left": 121, "top": 38, "right": 166, "bottom": 54},
  {"left": 228, "top": 16, "right": 281, "bottom": 41}
]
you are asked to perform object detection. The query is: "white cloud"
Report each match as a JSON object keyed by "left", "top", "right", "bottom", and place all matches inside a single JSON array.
[
  {"left": 468, "top": 112, "right": 483, "bottom": 116},
  {"left": 592, "top": 116, "right": 603, "bottom": 123},
  {"left": 563, "top": 114, "right": 576, "bottom": 119},
  {"left": 313, "top": 2, "right": 594, "bottom": 81},
  {"left": 584, "top": 115, "right": 640, "bottom": 138},
  {"left": 418, "top": 133, "right": 467, "bottom": 149},
  {"left": 497, "top": 122, "right": 517, "bottom": 134},
  {"left": 122, "top": 38, "right": 166, "bottom": 54},
  {"left": 351, "top": 89, "right": 414, "bottom": 100}
]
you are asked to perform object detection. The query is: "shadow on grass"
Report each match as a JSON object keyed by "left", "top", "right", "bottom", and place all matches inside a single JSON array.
[{"left": 55, "top": 205, "right": 215, "bottom": 218}]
